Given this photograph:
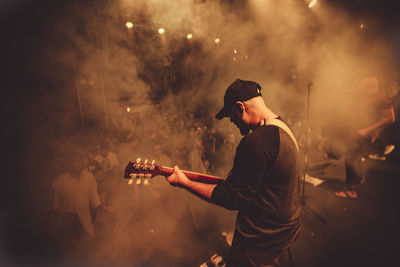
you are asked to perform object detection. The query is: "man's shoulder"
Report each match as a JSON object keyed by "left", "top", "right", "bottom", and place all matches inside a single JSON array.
[
  {"left": 53, "top": 172, "right": 71, "bottom": 183},
  {"left": 80, "top": 169, "right": 95, "bottom": 180},
  {"left": 52, "top": 172, "right": 79, "bottom": 189},
  {"left": 239, "top": 126, "right": 279, "bottom": 149},
  {"left": 247, "top": 125, "right": 279, "bottom": 140}
]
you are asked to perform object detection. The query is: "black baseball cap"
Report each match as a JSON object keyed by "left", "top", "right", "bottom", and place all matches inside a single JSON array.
[{"left": 215, "top": 79, "right": 262, "bottom": 120}]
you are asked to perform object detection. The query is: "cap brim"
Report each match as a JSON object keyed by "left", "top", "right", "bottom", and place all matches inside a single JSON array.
[{"left": 215, "top": 107, "right": 229, "bottom": 120}]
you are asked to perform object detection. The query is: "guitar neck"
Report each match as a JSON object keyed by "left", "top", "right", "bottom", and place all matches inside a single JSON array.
[{"left": 158, "top": 166, "right": 223, "bottom": 184}]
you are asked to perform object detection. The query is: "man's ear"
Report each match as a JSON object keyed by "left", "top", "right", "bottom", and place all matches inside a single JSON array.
[{"left": 235, "top": 101, "right": 245, "bottom": 114}]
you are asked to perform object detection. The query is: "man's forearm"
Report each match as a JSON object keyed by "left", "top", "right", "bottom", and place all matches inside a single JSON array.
[
  {"left": 182, "top": 179, "right": 217, "bottom": 200},
  {"left": 361, "top": 108, "right": 395, "bottom": 134},
  {"left": 364, "top": 113, "right": 395, "bottom": 133},
  {"left": 167, "top": 165, "right": 218, "bottom": 200}
]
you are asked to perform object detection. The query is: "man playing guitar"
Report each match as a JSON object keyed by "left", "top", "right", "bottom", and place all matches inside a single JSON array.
[{"left": 165, "top": 79, "right": 301, "bottom": 266}]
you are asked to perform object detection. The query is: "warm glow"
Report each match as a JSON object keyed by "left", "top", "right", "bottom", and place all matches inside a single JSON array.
[
  {"left": 126, "top": 106, "right": 131, "bottom": 112},
  {"left": 187, "top": 33, "right": 193, "bottom": 39},
  {"left": 214, "top": 38, "right": 220, "bottom": 44},
  {"left": 158, "top": 28, "right": 165, "bottom": 34},
  {"left": 125, "top": 21, "right": 133, "bottom": 29},
  {"left": 233, "top": 49, "right": 237, "bottom": 54},
  {"left": 360, "top": 24, "right": 365, "bottom": 29},
  {"left": 308, "top": 0, "right": 317, "bottom": 8}
]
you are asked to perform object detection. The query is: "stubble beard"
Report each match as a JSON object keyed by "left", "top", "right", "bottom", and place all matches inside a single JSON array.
[{"left": 239, "top": 125, "right": 250, "bottom": 135}]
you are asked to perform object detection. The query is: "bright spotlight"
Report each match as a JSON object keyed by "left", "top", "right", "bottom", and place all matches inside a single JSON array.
[
  {"left": 125, "top": 21, "right": 133, "bottom": 29},
  {"left": 158, "top": 28, "right": 165, "bottom": 34},
  {"left": 187, "top": 33, "right": 193, "bottom": 39},
  {"left": 308, "top": 0, "right": 317, "bottom": 8},
  {"left": 214, "top": 38, "right": 220, "bottom": 44},
  {"left": 126, "top": 106, "right": 131, "bottom": 112}
]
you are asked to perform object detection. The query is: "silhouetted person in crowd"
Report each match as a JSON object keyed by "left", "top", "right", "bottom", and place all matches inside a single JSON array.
[
  {"left": 52, "top": 154, "right": 101, "bottom": 238},
  {"left": 217, "top": 133, "right": 237, "bottom": 177},
  {"left": 202, "top": 126, "right": 224, "bottom": 173},
  {"left": 94, "top": 143, "right": 119, "bottom": 211},
  {"left": 188, "top": 136, "right": 208, "bottom": 174}
]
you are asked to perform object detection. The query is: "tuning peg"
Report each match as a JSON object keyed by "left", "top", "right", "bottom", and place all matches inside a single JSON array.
[
  {"left": 143, "top": 159, "right": 149, "bottom": 170},
  {"left": 128, "top": 173, "right": 138, "bottom": 185},
  {"left": 150, "top": 160, "right": 155, "bottom": 171},
  {"left": 134, "top": 159, "right": 141, "bottom": 169},
  {"left": 135, "top": 179, "right": 141, "bottom": 185}
]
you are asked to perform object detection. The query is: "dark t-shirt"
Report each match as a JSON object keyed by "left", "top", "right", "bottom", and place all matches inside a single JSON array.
[{"left": 211, "top": 122, "right": 301, "bottom": 251}]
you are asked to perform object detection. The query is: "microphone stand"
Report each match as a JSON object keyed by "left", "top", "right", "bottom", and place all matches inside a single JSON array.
[{"left": 300, "top": 82, "right": 328, "bottom": 225}]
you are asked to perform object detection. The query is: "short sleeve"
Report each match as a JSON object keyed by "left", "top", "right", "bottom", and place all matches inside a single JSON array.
[{"left": 211, "top": 128, "right": 278, "bottom": 210}]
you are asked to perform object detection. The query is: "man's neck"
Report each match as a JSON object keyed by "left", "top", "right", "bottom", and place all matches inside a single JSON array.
[{"left": 257, "top": 108, "right": 278, "bottom": 126}]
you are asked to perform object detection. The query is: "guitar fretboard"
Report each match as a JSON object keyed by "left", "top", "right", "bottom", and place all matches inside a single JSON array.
[{"left": 158, "top": 166, "right": 223, "bottom": 184}]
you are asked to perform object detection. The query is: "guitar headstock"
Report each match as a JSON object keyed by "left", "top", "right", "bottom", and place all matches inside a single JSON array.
[{"left": 124, "top": 158, "right": 160, "bottom": 185}]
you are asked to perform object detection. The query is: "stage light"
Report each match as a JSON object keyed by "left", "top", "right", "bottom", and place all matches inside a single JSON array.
[
  {"left": 126, "top": 106, "right": 131, "bottom": 112},
  {"left": 214, "top": 38, "right": 220, "bottom": 44},
  {"left": 187, "top": 33, "right": 193, "bottom": 39},
  {"left": 158, "top": 28, "right": 165, "bottom": 34},
  {"left": 308, "top": 0, "right": 317, "bottom": 8},
  {"left": 233, "top": 49, "right": 237, "bottom": 54},
  {"left": 125, "top": 21, "right": 133, "bottom": 29}
]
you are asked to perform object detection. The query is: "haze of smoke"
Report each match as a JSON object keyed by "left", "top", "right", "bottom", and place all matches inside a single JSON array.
[{"left": 17, "top": 0, "right": 397, "bottom": 265}]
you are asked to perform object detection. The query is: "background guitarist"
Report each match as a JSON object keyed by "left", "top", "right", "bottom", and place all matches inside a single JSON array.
[
  {"left": 166, "top": 79, "right": 301, "bottom": 267},
  {"left": 335, "top": 76, "right": 395, "bottom": 199}
]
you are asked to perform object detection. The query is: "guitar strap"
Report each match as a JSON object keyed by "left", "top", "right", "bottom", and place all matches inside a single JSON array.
[
  {"left": 251, "top": 119, "right": 301, "bottom": 204},
  {"left": 262, "top": 118, "right": 299, "bottom": 153},
  {"left": 260, "top": 118, "right": 302, "bottom": 206}
]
